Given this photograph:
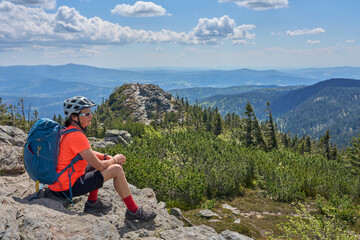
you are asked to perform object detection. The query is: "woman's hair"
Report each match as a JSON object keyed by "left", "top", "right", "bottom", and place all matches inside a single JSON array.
[
  {"left": 64, "top": 117, "right": 72, "bottom": 127},
  {"left": 64, "top": 113, "right": 78, "bottom": 127}
]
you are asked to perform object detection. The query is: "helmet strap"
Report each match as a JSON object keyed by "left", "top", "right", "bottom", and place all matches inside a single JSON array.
[{"left": 73, "top": 115, "right": 87, "bottom": 132}]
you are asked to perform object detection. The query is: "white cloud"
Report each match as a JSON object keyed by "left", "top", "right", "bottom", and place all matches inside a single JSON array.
[
  {"left": 111, "top": 1, "right": 170, "bottom": 17},
  {"left": 218, "top": 0, "right": 288, "bottom": 10},
  {"left": 156, "top": 47, "right": 164, "bottom": 51},
  {"left": 286, "top": 28, "right": 326, "bottom": 36},
  {"left": 5, "top": 0, "right": 56, "bottom": 9},
  {"left": 307, "top": 40, "right": 320, "bottom": 45},
  {"left": 3, "top": 47, "right": 24, "bottom": 51},
  {"left": 345, "top": 39, "right": 355, "bottom": 43},
  {"left": 0, "top": 2, "right": 256, "bottom": 48},
  {"left": 192, "top": 15, "right": 255, "bottom": 44},
  {"left": 45, "top": 48, "right": 101, "bottom": 58}
]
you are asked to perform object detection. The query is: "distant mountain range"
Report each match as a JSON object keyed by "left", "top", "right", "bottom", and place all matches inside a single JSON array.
[{"left": 1, "top": 64, "right": 360, "bottom": 146}]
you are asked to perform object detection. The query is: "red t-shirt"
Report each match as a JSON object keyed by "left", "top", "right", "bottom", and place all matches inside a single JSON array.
[{"left": 48, "top": 126, "right": 90, "bottom": 192}]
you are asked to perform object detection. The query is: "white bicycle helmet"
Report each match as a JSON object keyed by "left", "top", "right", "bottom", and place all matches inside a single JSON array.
[{"left": 64, "top": 96, "right": 96, "bottom": 119}]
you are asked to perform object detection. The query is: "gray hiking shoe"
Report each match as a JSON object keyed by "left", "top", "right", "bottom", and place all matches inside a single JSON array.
[
  {"left": 84, "top": 199, "right": 112, "bottom": 215},
  {"left": 125, "top": 207, "right": 157, "bottom": 221}
]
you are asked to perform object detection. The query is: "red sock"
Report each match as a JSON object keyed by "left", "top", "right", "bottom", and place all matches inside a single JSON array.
[
  {"left": 123, "top": 195, "right": 138, "bottom": 213},
  {"left": 88, "top": 189, "right": 98, "bottom": 203}
]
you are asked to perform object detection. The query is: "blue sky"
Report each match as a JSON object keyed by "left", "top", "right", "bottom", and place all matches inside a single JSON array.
[{"left": 0, "top": 0, "right": 359, "bottom": 69}]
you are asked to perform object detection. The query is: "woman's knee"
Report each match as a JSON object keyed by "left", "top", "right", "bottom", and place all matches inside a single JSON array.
[
  {"left": 101, "top": 164, "right": 124, "bottom": 181},
  {"left": 111, "top": 164, "right": 124, "bottom": 176}
]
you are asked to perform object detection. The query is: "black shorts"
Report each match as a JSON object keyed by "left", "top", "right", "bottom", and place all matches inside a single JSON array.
[{"left": 52, "top": 165, "right": 104, "bottom": 198}]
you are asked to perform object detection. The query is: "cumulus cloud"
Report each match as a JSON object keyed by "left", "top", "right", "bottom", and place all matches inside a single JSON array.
[
  {"left": 192, "top": 15, "right": 255, "bottom": 44},
  {"left": 111, "top": 1, "right": 170, "bottom": 17},
  {"left": 5, "top": 0, "right": 56, "bottom": 9},
  {"left": 286, "top": 28, "right": 325, "bottom": 36},
  {"left": 156, "top": 47, "right": 164, "bottom": 51},
  {"left": 307, "top": 40, "right": 320, "bottom": 45},
  {"left": 218, "top": 0, "right": 288, "bottom": 10},
  {"left": 0, "top": 2, "right": 255, "bottom": 48},
  {"left": 345, "top": 39, "right": 355, "bottom": 43}
]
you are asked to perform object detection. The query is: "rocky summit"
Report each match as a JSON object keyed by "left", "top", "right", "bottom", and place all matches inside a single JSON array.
[
  {"left": 107, "top": 83, "right": 178, "bottom": 125},
  {"left": 0, "top": 125, "right": 252, "bottom": 240}
]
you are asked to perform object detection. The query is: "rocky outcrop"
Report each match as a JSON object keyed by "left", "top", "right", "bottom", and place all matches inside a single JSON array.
[
  {"left": 0, "top": 125, "right": 27, "bottom": 147},
  {"left": 89, "top": 130, "right": 132, "bottom": 149},
  {"left": 0, "top": 125, "right": 27, "bottom": 174},
  {"left": 105, "top": 129, "right": 132, "bottom": 146},
  {"left": 109, "top": 83, "right": 178, "bottom": 125},
  {"left": 0, "top": 173, "right": 252, "bottom": 240}
]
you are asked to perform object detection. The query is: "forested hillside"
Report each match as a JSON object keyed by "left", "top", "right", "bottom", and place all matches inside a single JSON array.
[
  {"left": 169, "top": 85, "right": 303, "bottom": 104},
  {"left": 198, "top": 86, "right": 302, "bottom": 120},
  {"left": 185, "top": 78, "right": 360, "bottom": 147}
]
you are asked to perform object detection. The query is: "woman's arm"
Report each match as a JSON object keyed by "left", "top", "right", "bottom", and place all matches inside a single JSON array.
[
  {"left": 79, "top": 148, "right": 126, "bottom": 171},
  {"left": 92, "top": 150, "right": 111, "bottom": 160}
]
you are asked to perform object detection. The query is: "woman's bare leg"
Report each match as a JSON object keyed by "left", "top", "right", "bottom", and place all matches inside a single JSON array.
[{"left": 101, "top": 164, "right": 130, "bottom": 199}]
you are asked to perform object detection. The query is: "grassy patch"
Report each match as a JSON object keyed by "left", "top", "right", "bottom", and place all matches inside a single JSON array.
[{"left": 182, "top": 189, "right": 310, "bottom": 239}]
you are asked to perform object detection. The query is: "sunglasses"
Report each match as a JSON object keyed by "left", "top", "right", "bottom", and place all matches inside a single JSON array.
[{"left": 79, "top": 112, "right": 93, "bottom": 117}]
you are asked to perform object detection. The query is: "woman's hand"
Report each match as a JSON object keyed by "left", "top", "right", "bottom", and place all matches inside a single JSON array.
[{"left": 113, "top": 154, "right": 126, "bottom": 165}]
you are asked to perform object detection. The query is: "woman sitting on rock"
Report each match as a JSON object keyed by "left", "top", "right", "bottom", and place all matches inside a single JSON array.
[{"left": 48, "top": 96, "right": 156, "bottom": 221}]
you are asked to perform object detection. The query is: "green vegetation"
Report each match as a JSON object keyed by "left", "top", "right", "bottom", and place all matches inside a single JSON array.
[
  {"left": 0, "top": 97, "right": 39, "bottom": 132},
  {"left": 274, "top": 203, "right": 358, "bottom": 240}
]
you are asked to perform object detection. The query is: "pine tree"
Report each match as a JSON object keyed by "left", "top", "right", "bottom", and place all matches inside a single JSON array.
[
  {"left": 347, "top": 135, "right": 360, "bottom": 171},
  {"left": 293, "top": 134, "right": 298, "bottom": 151},
  {"left": 243, "top": 102, "right": 253, "bottom": 147},
  {"left": 266, "top": 102, "right": 278, "bottom": 150},
  {"left": 283, "top": 133, "right": 289, "bottom": 148},
  {"left": 18, "top": 98, "right": 26, "bottom": 131},
  {"left": 252, "top": 112, "right": 266, "bottom": 150},
  {"left": 305, "top": 136, "right": 312, "bottom": 153},
  {"left": 213, "top": 112, "right": 223, "bottom": 136},
  {"left": 321, "top": 129, "right": 331, "bottom": 160},
  {"left": 58, "top": 114, "right": 63, "bottom": 125}
]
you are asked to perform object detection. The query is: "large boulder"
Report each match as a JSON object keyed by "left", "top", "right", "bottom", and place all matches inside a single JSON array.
[
  {"left": 0, "top": 125, "right": 27, "bottom": 147},
  {"left": 105, "top": 129, "right": 132, "bottom": 146},
  {"left": 0, "top": 125, "right": 27, "bottom": 174},
  {"left": 0, "top": 142, "right": 25, "bottom": 174}
]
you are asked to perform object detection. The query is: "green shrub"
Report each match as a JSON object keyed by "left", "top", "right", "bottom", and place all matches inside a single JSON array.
[
  {"left": 273, "top": 203, "right": 358, "bottom": 240},
  {"left": 201, "top": 199, "right": 216, "bottom": 210},
  {"left": 316, "top": 195, "right": 360, "bottom": 225}
]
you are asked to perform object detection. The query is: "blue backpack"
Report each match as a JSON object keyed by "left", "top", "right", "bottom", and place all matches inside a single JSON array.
[{"left": 23, "top": 118, "right": 83, "bottom": 200}]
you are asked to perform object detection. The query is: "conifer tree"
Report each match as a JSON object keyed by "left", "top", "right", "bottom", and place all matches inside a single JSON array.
[
  {"left": 58, "top": 114, "right": 63, "bottom": 125},
  {"left": 252, "top": 111, "right": 266, "bottom": 150},
  {"left": 283, "top": 133, "right": 289, "bottom": 148},
  {"left": 347, "top": 135, "right": 360, "bottom": 171},
  {"left": 305, "top": 136, "right": 312, "bottom": 153},
  {"left": 213, "top": 112, "right": 223, "bottom": 136},
  {"left": 266, "top": 101, "right": 278, "bottom": 150},
  {"left": 321, "top": 129, "right": 331, "bottom": 160},
  {"left": 243, "top": 102, "right": 253, "bottom": 147},
  {"left": 293, "top": 134, "right": 298, "bottom": 151}
]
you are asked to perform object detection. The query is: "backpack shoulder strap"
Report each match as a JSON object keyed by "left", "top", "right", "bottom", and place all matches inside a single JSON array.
[{"left": 60, "top": 128, "right": 82, "bottom": 136}]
